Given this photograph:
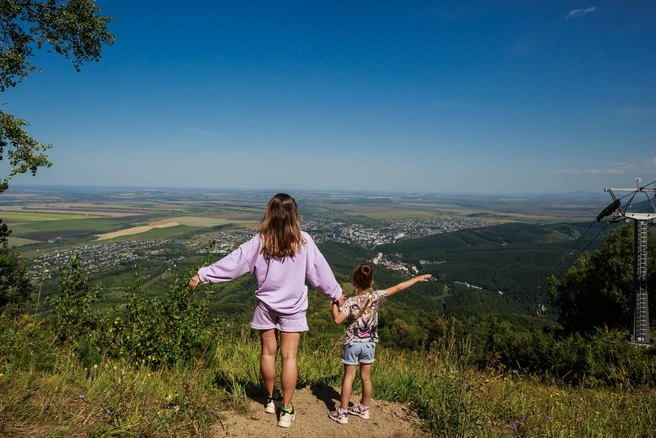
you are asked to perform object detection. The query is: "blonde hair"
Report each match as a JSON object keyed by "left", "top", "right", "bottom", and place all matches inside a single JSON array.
[{"left": 259, "top": 193, "right": 305, "bottom": 259}]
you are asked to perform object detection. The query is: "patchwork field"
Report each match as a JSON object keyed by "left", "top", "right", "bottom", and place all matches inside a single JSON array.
[
  {"left": 95, "top": 220, "right": 181, "bottom": 240},
  {"left": 1, "top": 187, "right": 609, "bottom": 248},
  {"left": 0, "top": 211, "right": 105, "bottom": 222}
]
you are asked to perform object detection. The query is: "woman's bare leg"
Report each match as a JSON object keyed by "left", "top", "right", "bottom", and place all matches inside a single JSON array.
[
  {"left": 260, "top": 329, "right": 278, "bottom": 397},
  {"left": 279, "top": 331, "right": 301, "bottom": 407}
]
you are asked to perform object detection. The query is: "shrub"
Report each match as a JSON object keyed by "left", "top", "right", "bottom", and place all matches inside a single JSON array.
[
  {"left": 101, "top": 267, "right": 214, "bottom": 368},
  {"left": 47, "top": 254, "right": 102, "bottom": 344},
  {"left": 0, "top": 220, "right": 33, "bottom": 315}
]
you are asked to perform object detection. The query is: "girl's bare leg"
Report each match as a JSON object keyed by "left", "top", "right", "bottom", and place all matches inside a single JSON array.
[
  {"left": 341, "top": 364, "right": 357, "bottom": 409},
  {"left": 279, "top": 331, "right": 301, "bottom": 407},
  {"left": 259, "top": 329, "right": 278, "bottom": 397},
  {"left": 359, "top": 363, "right": 372, "bottom": 406}
]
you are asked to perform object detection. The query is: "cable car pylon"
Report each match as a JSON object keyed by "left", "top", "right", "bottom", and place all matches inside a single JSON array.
[{"left": 597, "top": 178, "right": 655, "bottom": 345}]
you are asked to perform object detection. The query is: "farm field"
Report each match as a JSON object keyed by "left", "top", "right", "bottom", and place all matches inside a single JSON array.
[{"left": 1, "top": 186, "right": 610, "bottom": 248}]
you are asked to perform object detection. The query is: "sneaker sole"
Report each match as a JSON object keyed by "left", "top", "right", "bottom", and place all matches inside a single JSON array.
[
  {"left": 348, "top": 411, "right": 369, "bottom": 419},
  {"left": 328, "top": 415, "right": 348, "bottom": 424},
  {"left": 278, "top": 413, "right": 295, "bottom": 427}
]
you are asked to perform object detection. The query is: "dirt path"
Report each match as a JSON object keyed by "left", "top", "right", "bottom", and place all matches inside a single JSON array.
[{"left": 211, "top": 386, "right": 428, "bottom": 438}]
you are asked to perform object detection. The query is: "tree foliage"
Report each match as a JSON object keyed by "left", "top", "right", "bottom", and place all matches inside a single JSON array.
[
  {"left": 0, "top": 0, "right": 114, "bottom": 192},
  {"left": 0, "top": 219, "right": 33, "bottom": 313},
  {"left": 48, "top": 253, "right": 101, "bottom": 343},
  {"left": 549, "top": 224, "right": 656, "bottom": 334}
]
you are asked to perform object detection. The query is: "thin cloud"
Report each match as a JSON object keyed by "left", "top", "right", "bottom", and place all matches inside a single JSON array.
[
  {"left": 616, "top": 107, "right": 655, "bottom": 118},
  {"left": 565, "top": 6, "right": 597, "bottom": 20},
  {"left": 558, "top": 159, "right": 656, "bottom": 175},
  {"left": 561, "top": 168, "right": 625, "bottom": 175}
]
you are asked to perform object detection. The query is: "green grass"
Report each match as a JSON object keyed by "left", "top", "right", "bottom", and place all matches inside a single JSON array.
[
  {"left": 2, "top": 315, "right": 655, "bottom": 437},
  {"left": 5, "top": 237, "right": 41, "bottom": 246},
  {"left": 0, "top": 211, "right": 104, "bottom": 221},
  {"left": 11, "top": 218, "right": 125, "bottom": 235}
]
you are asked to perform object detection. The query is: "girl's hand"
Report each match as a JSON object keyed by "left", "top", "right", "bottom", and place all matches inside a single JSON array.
[
  {"left": 189, "top": 274, "right": 201, "bottom": 290},
  {"left": 416, "top": 274, "right": 432, "bottom": 282}
]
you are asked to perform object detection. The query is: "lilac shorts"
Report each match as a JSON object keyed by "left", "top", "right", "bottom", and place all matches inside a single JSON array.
[{"left": 250, "top": 302, "right": 309, "bottom": 332}]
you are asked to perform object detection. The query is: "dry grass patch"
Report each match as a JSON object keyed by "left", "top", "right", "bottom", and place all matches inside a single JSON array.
[{"left": 96, "top": 220, "right": 180, "bottom": 240}]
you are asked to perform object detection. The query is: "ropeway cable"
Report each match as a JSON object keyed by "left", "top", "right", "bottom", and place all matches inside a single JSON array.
[
  {"left": 552, "top": 222, "right": 610, "bottom": 280},
  {"left": 537, "top": 190, "right": 634, "bottom": 299}
]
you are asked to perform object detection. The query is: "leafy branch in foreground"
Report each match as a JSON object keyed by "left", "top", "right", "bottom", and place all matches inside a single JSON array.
[
  {"left": 0, "top": 0, "right": 114, "bottom": 193},
  {"left": 0, "top": 111, "right": 51, "bottom": 193}
]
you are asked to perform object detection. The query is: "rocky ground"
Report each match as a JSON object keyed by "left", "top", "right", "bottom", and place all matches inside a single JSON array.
[{"left": 211, "top": 386, "right": 429, "bottom": 438}]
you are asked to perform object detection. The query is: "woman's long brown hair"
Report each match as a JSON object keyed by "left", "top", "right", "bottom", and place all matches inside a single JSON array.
[{"left": 259, "top": 193, "right": 305, "bottom": 259}]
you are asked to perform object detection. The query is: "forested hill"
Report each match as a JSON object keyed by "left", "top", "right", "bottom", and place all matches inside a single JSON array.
[
  {"left": 373, "top": 221, "right": 614, "bottom": 315},
  {"left": 378, "top": 221, "right": 598, "bottom": 254},
  {"left": 205, "top": 221, "right": 613, "bottom": 347}
]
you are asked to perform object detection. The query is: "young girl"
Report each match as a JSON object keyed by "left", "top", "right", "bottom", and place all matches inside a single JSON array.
[
  {"left": 189, "top": 193, "right": 344, "bottom": 428},
  {"left": 329, "top": 263, "right": 431, "bottom": 424}
]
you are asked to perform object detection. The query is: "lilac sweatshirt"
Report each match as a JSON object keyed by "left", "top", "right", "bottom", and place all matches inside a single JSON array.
[{"left": 197, "top": 231, "right": 342, "bottom": 315}]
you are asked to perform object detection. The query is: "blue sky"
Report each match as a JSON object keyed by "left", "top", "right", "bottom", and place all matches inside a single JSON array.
[{"left": 4, "top": 0, "right": 656, "bottom": 194}]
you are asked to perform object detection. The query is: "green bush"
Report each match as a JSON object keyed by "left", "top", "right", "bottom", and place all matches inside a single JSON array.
[
  {"left": 551, "top": 327, "right": 656, "bottom": 386},
  {"left": 47, "top": 254, "right": 102, "bottom": 344},
  {"left": 101, "top": 267, "right": 215, "bottom": 368},
  {"left": 0, "top": 220, "right": 33, "bottom": 315}
]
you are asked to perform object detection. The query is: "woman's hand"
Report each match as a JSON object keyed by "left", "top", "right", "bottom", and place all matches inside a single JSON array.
[{"left": 189, "top": 274, "right": 201, "bottom": 290}]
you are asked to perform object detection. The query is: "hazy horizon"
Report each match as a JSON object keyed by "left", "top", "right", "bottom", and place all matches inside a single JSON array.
[{"left": 6, "top": 183, "right": 614, "bottom": 198}]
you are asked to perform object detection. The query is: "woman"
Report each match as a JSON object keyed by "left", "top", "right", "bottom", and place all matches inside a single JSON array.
[{"left": 189, "top": 193, "right": 344, "bottom": 428}]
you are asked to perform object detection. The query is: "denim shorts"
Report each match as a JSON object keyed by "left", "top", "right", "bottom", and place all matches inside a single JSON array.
[
  {"left": 342, "top": 343, "right": 376, "bottom": 366},
  {"left": 250, "top": 302, "right": 309, "bottom": 332}
]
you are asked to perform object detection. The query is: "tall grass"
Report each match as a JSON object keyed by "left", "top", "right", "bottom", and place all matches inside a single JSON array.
[{"left": 2, "top": 314, "right": 656, "bottom": 437}]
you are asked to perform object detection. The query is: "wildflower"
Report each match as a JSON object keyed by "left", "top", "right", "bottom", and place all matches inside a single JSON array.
[
  {"left": 106, "top": 409, "right": 113, "bottom": 416},
  {"left": 547, "top": 416, "right": 552, "bottom": 421},
  {"left": 511, "top": 423, "right": 517, "bottom": 430},
  {"left": 79, "top": 394, "right": 85, "bottom": 399},
  {"left": 520, "top": 415, "right": 526, "bottom": 421}
]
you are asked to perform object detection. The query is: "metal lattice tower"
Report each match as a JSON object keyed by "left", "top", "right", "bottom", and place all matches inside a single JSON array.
[
  {"left": 634, "top": 220, "right": 650, "bottom": 343},
  {"left": 597, "top": 180, "right": 655, "bottom": 345}
]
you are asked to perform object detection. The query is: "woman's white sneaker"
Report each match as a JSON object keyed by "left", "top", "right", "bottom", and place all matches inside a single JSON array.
[
  {"left": 278, "top": 406, "right": 295, "bottom": 427},
  {"left": 264, "top": 397, "right": 276, "bottom": 414}
]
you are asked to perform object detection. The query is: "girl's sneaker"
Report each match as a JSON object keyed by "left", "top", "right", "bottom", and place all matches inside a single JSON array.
[
  {"left": 278, "top": 406, "right": 295, "bottom": 428},
  {"left": 264, "top": 396, "right": 276, "bottom": 414},
  {"left": 348, "top": 404, "right": 370, "bottom": 419},
  {"left": 328, "top": 410, "right": 348, "bottom": 424}
]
